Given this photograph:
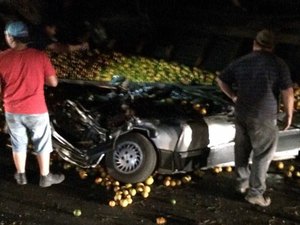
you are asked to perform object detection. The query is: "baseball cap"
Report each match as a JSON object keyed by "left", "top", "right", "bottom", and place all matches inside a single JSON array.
[
  {"left": 255, "top": 29, "right": 274, "bottom": 49},
  {"left": 5, "top": 21, "right": 29, "bottom": 38}
]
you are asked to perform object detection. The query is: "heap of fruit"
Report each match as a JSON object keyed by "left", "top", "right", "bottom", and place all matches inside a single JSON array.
[
  {"left": 49, "top": 50, "right": 300, "bottom": 112},
  {"left": 48, "top": 49, "right": 216, "bottom": 85},
  {"left": 58, "top": 157, "right": 200, "bottom": 208},
  {"left": 67, "top": 162, "right": 235, "bottom": 208},
  {"left": 57, "top": 154, "right": 300, "bottom": 210},
  {"left": 62, "top": 162, "right": 195, "bottom": 208}
]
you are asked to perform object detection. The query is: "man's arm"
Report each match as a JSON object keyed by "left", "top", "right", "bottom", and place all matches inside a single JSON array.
[
  {"left": 216, "top": 77, "right": 237, "bottom": 103},
  {"left": 68, "top": 42, "right": 89, "bottom": 52},
  {"left": 281, "top": 87, "right": 294, "bottom": 130},
  {"left": 46, "top": 42, "right": 89, "bottom": 54},
  {"left": 45, "top": 75, "right": 58, "bottom": 87},
  {"left": 46, "top": 43, "right": 68, "bottom": 54}
]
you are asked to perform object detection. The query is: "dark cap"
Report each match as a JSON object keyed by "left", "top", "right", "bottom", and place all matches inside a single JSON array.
[
  {"left": 255, "top": 29, "right": 274, "bottom": 48},
  {"left": 5, "top": 21, "right": 29, "bottom": 38}
]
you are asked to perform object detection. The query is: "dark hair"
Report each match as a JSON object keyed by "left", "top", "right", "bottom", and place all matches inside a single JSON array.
[
  {"left": 12, "top": 36, "right": 30, "bottom": 44},
  {"left": 41, "top": 17, "right": 58, "bottom": 28}
]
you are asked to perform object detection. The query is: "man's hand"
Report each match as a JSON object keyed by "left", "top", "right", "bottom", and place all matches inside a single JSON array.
[
  {"left": 232, "top": 96, "right": 238, "bottom": 103},
  {"left": 282, "top": 114, "right": 292, "bottom": 130},
  {"left": 281, "top": 87, "right": 294, "bottom": 130},
  {"left": 80, "top": 42, "right": 89, "bottom": 51},
  {"left": 216, "top": 77, "right": 237, "bottom": 103}
]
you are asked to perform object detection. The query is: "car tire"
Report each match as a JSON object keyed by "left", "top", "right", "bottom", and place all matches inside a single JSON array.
[{"left": 106, "top": 132, "right": 157, "bottom": 183}]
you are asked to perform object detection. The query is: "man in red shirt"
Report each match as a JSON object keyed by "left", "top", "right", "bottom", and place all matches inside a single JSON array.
[{"left": 0, "top": 21, "right": 65, "bottom": 187}]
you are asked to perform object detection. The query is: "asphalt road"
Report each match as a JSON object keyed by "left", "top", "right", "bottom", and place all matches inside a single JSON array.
[{"left": 0, "top": 140, "right": 299, "bottom": 225}]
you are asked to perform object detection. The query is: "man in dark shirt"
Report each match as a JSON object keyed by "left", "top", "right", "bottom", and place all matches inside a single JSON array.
[
  {"left": 216, "top": 29, "right": 294, "bottom": 207},
  {"left": 29, "top": 22, "right": 89, "bottom": 53},
  {"left": 29, "top": 23, "right": 57, "bottom": 51}
]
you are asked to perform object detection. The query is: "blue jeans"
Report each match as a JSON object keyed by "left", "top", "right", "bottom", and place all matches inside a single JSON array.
[
  {"left": 5, "top": 112, "right": 53, "bottom": 154},
  {"left": 234, "top": 115, "right": 278, "bottom": 196}
]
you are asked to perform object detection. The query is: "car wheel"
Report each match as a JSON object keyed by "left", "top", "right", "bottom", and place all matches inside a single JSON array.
[{"left": 106, "top": 132, "right": 157, "bottom": 183}]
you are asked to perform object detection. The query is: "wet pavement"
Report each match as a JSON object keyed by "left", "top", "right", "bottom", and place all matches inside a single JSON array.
[{"left": 0, "top": 141, "right": 299, "bottom": 225}]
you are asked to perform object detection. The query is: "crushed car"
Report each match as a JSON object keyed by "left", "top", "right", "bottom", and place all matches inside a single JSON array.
[{"left": 43, "top": 76, "right": 300, "bottom": 183}]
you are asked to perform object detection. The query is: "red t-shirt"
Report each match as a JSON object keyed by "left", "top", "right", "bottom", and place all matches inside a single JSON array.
[{"left": 0, "top": 48, "right": 56, "bottom": 114}]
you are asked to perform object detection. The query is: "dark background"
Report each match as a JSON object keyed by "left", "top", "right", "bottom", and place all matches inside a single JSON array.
[
  {"left": 1, "top": 0, "right": 300, "bottom": 83},
  {"left": 0, "top": 2, "right": 299, "bottom": 225}
]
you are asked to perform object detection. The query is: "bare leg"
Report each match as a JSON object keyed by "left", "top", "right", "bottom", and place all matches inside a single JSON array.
[
  {"left": 12, "top": 151, "right": 27, "bottom": 173},
  {"left": 36, "top": 152, "right": 50, "bottom": 176}
]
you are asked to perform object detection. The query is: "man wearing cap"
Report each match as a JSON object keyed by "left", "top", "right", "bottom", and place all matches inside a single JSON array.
[
  {"left": 0, "top": 21, "right": 65, "bottom": 187},
  {"left": 216, "top": 29, "right": 294, "bottom": 207}
]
